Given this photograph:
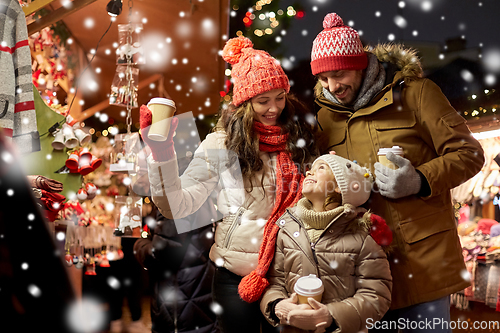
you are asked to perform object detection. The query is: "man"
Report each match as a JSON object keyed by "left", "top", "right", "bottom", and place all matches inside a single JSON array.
[{"left": 311, "top": 12, "right": 484, "bottom": 333}]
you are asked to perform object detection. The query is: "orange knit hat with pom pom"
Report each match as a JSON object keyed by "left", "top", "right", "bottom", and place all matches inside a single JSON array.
[
  {"left": 222, "top": 36, "right": 290, "bottom": 107},
  {"left": 311, "top": 13, "right": 367, "bottom": 75}
]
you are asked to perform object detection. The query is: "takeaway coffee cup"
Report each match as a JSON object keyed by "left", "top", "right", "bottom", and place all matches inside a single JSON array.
[
  {"left": 377, "top": 146, "right": 404, "bottom": 170},
  {"left": 294, "top": 274, "right": 324, "bottom": 304},
  {"left": 147, "top": 97, "right": 176, "bottom": 142}
]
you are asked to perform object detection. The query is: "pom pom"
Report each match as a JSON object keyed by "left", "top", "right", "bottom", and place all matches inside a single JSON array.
[
  {"left": 323, "top": 13, "right": 344, "bottom": 29},
  {"left": 222, "top": 36, "right": 254, "bottom": 65},
  {"left": 238, "top": 270, "right": 269, "bottom": 303},
  {"left": 370, "top": 214, "right": 393, "bottom": 247}
]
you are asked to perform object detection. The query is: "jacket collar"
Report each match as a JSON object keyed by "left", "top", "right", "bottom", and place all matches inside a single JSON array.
[
  {"left": 314, "top": 71, "right": 406, "bottom": 118},
  {"left": 282, "top": 205, "right": 367, "bottom": 242}
]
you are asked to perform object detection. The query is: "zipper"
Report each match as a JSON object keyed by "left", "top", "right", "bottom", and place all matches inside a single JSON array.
[
  {"left": 310, "top": 242, "right": 319, "bottom": 265},
  {"left": 223, "top": 208, "right": 244, "bottom": 248},
  {"left": 286, "top": 210, "right": 320, "bottom": 269}
]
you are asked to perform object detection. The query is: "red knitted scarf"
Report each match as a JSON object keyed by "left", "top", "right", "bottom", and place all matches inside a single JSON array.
[{"left": 238, "top": 121, "right": 305, "bottom": 303}]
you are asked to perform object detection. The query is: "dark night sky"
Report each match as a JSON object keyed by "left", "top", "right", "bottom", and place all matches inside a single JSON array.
[
  {"left": 268, "top": 0, "right": 500, "bottom": 71},
  {"left": 232, "top": 0, "right": 500, "bottom": 111}
]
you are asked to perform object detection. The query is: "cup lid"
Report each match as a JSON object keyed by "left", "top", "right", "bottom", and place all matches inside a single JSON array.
[
  {"left": 293, "top": 274, "right": 324, "bottom": 296},
  {"left": 377, "top": 145, "right": 404, "bottom": 156},
  {"left": 147, "top": 97, "right": 176, "bottom": 109}
]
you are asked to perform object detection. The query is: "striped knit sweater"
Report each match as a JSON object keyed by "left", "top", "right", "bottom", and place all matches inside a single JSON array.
[{"left": 0, "top": 0, "right": 38, "bottom": 154}]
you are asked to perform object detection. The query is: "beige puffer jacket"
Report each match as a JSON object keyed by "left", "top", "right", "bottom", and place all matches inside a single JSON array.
[
  {"left": 260, "top": 206, "right": 393, "bottom": 333},
  {"left": 147, "top": 131, "right": 278, "bottom": 276}
]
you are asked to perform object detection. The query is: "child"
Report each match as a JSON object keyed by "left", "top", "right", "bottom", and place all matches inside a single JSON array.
[{"left": 260, "top": 153, "right": 393, "bottom": 333}]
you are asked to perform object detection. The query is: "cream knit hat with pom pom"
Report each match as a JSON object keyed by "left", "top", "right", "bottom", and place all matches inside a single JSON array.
[{"left": 315, "top": 154, "right": 373, "bottom": 207}]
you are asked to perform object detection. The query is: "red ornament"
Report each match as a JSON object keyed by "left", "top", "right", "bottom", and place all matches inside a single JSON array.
[
  {"left": 100, "top": 254, "right": 110, "bottom": 267},
  {"left": 65, "top": 254, "right": 73, "bottom": 266},
  {"left": 76, "top": 188, "right": 88, "bottom": 201},
  {"left": 85, "top": 183, "right": 98, "bottom": 195}
]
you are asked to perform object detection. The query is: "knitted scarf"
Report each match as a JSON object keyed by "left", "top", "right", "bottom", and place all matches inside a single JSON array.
[
  {"left": 323, "top": 53, "right": 386, "bottom": 111},
  {"left": 238, "top": 121, "right": 305, "bottom": 303}
]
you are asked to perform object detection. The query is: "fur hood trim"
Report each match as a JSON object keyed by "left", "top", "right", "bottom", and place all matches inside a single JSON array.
[
  {"left": 314, "top": 43, "right": 424, "bottom": 97},
  {"left": 365, "top": 43, "right": 423, "bottom": 82}
]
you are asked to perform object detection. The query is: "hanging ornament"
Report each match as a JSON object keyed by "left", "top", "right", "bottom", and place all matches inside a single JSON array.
[
  {"left": 109, "top": 132, "right": 140, "bottom": 173},
  {"left": 113, "top": 195, "right": 142, "bottom": 237},
  {"left": 109, "top": 65, "right": 139, "bottom": 108},
  {"left": 75, "top": 256, "right": 84, "bottom": 269},
  {"left": 100, "top": 253, "right": 111, "bottom": 267},
  {"left": 109, "top": 2, "right": 142, "bottom": 175},
  {"left": 64, "top": 252, "right": 73, "bottom": 267},
  {"left": 85, "top": 182, "right": 98, "bottom": 200},
  {"left": 116, "top": 23, "right": 145, "bottom": 65},
  {"left": 85, "top": 259, "right": 97, "bottom": 275},
  {"left": 76, "top": 188, "right": 88, "bottom": 201}
]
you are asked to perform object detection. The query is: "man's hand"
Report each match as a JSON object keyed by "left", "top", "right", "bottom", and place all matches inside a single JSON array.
[
  {"left": 287, "top": 298, "right": 333, "bottom": 333},
  {"left": 374, "top": 152, "right": 421, "bottom": 199}
]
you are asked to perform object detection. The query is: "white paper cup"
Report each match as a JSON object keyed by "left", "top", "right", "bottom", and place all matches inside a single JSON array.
[
  {"left": 147, "top": 97, "right": 176, "bottom": 142},
  {"left": 294, "top": 274, "right": 324, "bottom": 304},
  {"left": 377, "top": 146, "right": 404, "bottom": 170}
]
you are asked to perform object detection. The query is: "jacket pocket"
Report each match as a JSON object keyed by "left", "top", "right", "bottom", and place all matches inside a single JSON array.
[
  {"left": 0, "top": 99, "right": 8, "bottom": 119},
  {"left": 373, "top": 110, "right": 416, "bottom": 130},
  {"left": 399, "top": 213, "right": 453, "bottom": 244},
  {"left": 223, "top": 207, "right": 244, "bottom": 248},
  {"left": 373, "top": 111, "right": 417, "bottom": 153}
]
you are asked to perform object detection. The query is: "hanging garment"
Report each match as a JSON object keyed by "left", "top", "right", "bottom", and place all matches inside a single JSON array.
[
  {"left": 19, "top": 86, "right": 81, "bottom": 198},
  {"left": 0, "top": 0, "right": 39, "bottom": 154}
]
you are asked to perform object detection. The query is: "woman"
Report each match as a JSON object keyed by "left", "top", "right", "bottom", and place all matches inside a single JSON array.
[{"left": 140, "top": 36, "right": 317, "bottom": 333}]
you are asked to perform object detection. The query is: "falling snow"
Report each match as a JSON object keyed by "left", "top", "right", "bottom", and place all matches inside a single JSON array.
[{"left": 296, "top": 138, "right": 306, "bottom": 148}]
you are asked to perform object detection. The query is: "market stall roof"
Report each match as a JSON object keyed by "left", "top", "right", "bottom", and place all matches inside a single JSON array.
[{"left": 34, "top": 0, "right": 231, "bottom": 127}]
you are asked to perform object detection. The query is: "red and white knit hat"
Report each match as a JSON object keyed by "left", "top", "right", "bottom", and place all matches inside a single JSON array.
[
  {"left": 222, "top": 36, "right": 290, "bottom": 107},
  {"left": 311, "top": 13, "right": 368, "bottom": 75}
]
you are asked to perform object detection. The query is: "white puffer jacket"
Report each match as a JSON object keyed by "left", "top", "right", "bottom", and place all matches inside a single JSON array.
[{"left": 147, "top": 131, "right": 278, "bottom": 276}]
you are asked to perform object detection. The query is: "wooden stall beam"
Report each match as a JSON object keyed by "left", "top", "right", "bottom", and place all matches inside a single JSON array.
[
  {"left": 27, "top": 0, "right": 97, "bottom": 36},
  {"left": 22, "top": 0, "right": 58, "bottom": 17}
]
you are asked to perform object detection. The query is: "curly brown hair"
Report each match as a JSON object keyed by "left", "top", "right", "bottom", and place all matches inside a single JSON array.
[{"left": 214, "top": 93, "right": 318, "bottom": 180}]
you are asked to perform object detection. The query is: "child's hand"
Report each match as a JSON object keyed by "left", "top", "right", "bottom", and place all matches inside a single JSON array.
[
  {"left": 287, "top": 298, "right": 333, "bottom": 332},
  {"left": 275, "top": 293, "right": 306, "bottom": 324}
]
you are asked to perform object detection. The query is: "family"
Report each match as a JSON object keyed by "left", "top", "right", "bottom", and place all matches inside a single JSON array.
[{"left": 139, "top": 12, "right": 484, "bottom": 333}]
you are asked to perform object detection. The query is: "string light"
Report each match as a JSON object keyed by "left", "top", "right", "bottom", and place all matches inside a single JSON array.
[{"left": 241, "top": 0, "right": 297, "bottom": 37}]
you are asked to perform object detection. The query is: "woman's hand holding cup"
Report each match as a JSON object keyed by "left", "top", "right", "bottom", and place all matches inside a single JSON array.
[{"left": 139, "top": 103, "right": 178, "bottom": 162}]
